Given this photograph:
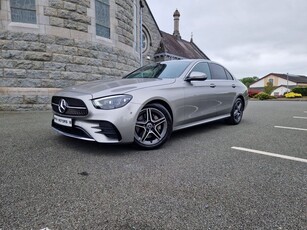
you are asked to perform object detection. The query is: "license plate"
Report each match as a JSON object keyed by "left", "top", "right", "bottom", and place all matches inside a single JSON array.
[{"left": 54, "top": 115, "right": 72, "bottom": 127}]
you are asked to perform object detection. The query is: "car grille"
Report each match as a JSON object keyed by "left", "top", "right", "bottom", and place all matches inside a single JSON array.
[
  {"left": 52, "top": 96, "right": 88, "bottom": 116},
  {"left": 52, "top": 120, "right": 93, "bottom": 140}
]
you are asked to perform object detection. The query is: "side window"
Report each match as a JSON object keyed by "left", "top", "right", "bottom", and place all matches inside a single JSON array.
[
  {"left": 191, "top": 62, "right": 211, "bottom": 79},
  {"left": 209, "top": 63, "right": 228, "bottom": 80},
  {"left": 95, "top": 0, "right": 110, "bottom": 38},
  {"left": 225, "top": 69, "right": 234, "bottom": 80},
  {"left": 10, "top": 0, "right": 37, "bottom": 24}
]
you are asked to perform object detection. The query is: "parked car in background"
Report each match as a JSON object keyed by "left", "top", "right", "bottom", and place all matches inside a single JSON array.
[{"left": 51, "top": 59, "right": 248, "bottom": 149}]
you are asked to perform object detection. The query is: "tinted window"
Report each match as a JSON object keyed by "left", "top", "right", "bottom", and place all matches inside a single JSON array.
[
  {"left": 124, "top": 61, "right": 192, "bottom": 79},
  {"left": 209, "top": 63, "right": 227, "bottom": 80},
  {"left": 191, "top": 62, "right": 211, "bottom": 79},
  {"left": 225, "top": 69, "right": 234, "bottom": 80}
]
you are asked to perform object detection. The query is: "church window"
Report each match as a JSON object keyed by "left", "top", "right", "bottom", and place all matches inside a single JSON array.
[
  {"left": 142, "top": 33, "right": 147, "bottom": 52},
  {"left": 10, "top": 0, "right": 37, "bottom": 24},
  {"left": 95, "top": 0, "right": 110, "bottom": 38},
  {"left": 142, "top": 28, "right": 151, "bottom": 53}
]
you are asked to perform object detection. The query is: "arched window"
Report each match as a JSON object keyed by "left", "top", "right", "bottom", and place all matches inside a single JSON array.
[{"left": 142, "top": 28, "right": 151, "bottom": 53}]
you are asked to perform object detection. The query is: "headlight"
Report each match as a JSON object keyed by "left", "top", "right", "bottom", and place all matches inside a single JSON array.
[{"left": 92, "top": 95, "right": 132, "bottom": 110}]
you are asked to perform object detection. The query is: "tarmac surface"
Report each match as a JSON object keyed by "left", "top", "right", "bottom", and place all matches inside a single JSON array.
[{"left": 1, "top": 101, "right": 306, "bottom": 229}]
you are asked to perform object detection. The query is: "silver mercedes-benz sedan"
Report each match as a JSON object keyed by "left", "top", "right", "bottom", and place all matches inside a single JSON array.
[{"left": 51, "top": 59, "right": 248, "bottom": 149}]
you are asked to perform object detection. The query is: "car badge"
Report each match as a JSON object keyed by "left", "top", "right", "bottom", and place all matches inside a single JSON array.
[{"left": 58, "top": 99, "right": 68, "bottom": 114}]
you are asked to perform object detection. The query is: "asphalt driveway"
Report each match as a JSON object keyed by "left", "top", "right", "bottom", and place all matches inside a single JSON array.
[{"left": 0, "top": 101, "right": 306, "bottom": 229}]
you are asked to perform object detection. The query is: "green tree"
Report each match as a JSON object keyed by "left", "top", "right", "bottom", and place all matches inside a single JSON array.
[
  {"left": 240, "top": 76, "right": 259, "bottom": 88},
  {"left": 264, "top": 81, "right": 274, "bottom": 94}
]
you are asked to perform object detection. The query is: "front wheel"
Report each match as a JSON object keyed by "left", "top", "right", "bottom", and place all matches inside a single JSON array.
[
  {"left": 227, "top": 98, "right": 244, "bottom": 125},
  {"left": 134, "top": 103, "right": 172, "bottom": 150}
]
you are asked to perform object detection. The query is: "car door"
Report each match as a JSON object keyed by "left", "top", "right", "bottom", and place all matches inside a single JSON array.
[
  {"left": 182, "top": 62, "right": 220, "bottom": 125},
  {"left": 208, "top": 63, "right": 237, "bottom": 116}
]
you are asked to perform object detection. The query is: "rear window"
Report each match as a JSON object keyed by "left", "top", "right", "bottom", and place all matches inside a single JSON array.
[{"left": 209, "top": 63, "right": 228, "bottom": 80}]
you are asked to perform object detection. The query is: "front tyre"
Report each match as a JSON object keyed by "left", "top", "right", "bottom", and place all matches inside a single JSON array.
[
  {"left": 227, "top": 98, "right": 244, "bottom": 125},
  {"left": 134, "top": 103, "right": 172, "bottom": 150}
]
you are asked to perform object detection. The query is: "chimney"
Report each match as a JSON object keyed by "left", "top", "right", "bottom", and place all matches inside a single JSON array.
[{"left": 173, "top": 9, "right": 181, "bottom": 39}]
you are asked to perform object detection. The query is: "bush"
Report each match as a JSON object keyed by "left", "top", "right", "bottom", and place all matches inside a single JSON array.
[
  {"left": 248, "top": 89, "right": 261, "bottom": 97},
  {"left": 292, "top": 87, "right": 307, "bottom": 96},
  {"left": 285, "top": 92, "right": 302, "bottom": 98},
  {"left": 254, "top": 92, "right": 276, "bottom": 100}
]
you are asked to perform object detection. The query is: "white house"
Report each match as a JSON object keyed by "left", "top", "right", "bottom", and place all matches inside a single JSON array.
[{"left": 250, "top": 73, "right": 307, "bottom": 96}]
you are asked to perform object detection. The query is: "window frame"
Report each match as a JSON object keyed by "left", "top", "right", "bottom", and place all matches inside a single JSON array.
[
  {"left": 209, "top": 63, "right": 229, "bottom": 80},
  {"left": 10, "top": 0, "right": 37, "bottom": 24},
  {"left": 189, "top": 62, "right": 212, "bottom": 80},
  {"left": 95, "top": 0, "right": 111, "bottom": 39}
]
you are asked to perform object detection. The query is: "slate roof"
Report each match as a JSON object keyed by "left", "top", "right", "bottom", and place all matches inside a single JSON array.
[
  {"left": 267, "top": 73, "right": 307, "bottom": 84},
  {"left": 155, "top": 31, "right": 210, "bottom": 60}
]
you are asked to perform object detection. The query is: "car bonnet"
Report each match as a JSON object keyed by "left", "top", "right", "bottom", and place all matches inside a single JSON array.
[{"left": 61, "top": 78, "right": 176, "bottom": 98}]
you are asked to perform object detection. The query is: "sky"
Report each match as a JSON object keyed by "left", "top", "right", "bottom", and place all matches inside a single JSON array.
[{"left": 146, "top": 0, "right": 307, "bottom": 79}]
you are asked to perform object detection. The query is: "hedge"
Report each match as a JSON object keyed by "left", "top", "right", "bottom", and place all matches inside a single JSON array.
[{"left": 292, "top": 87, "right": 307, "bottom": 96}]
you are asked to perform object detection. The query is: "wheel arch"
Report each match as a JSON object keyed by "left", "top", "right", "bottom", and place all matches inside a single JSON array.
[
  {"left": 144, "top": 99, "right": 173, "bottom": 123},
  {"left": 236, "top": 94, "right": 246, "bottom": 110}
]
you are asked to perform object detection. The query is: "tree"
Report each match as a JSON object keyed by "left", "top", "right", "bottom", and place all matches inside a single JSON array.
[
  {"left": 240, "top": 76, "right": 259, "bottom": 88},
  {"left": 264, "top": 81, "right": 274, "bottom": 94}
]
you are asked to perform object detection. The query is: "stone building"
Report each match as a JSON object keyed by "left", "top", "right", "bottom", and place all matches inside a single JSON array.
[
  {"left": 0, "top": 0, "right": 208, "bottom": 110},
  {"left": 155, "top": 9, "right": 209, "bottom": 62}
]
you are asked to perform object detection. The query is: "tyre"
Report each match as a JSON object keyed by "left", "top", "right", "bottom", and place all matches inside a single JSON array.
[
  {"left": 227, "top": 98, "right": 244, "bottom": 125},
  {"left": 134, "top": 103, "right": 172, "bottom": 149}
]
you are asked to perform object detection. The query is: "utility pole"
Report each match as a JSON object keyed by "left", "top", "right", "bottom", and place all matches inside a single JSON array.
[{"left": 286, "top": 73, "right": 289, "bottom": 92}]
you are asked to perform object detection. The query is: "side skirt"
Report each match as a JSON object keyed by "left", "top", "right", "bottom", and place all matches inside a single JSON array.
[{"left": 173, "top": 114, "right": 230, "bottom": 131}]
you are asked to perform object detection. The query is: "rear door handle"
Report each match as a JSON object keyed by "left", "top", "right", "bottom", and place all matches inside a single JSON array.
[
  {"left": 210, "top": 83, "right": 216, "bottom": 88},
  {"left": 232, "top": 84, "right": 236, "bottom": 88}
]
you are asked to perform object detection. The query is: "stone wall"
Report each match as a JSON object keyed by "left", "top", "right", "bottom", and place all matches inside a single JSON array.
[
  {"left": 115, "top": 0, "right": 134, "bottom": 47},
  {"left": 44, "top": 0, "right": 91, "bottom": 33},
  {"left": 141, "top": 2, "right": 161, "bottom": 65},
  {"left": 0, "top": 0, "right": 163, "bottom": 111},
  {"left": 0, "top": 31, "right": 139, "bottom": 110}
]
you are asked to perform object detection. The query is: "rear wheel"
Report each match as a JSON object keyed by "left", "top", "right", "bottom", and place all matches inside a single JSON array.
[
  {"left": 227, "top": 98, "right": 244, "bottom": 125},
  {"left": 134, "top": 103, "right": 172, "bottom": 149}
]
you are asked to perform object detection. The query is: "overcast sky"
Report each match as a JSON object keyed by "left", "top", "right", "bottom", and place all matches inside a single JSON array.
[{"left": 146, "top": 0, "right": 307, "bottom": 79}]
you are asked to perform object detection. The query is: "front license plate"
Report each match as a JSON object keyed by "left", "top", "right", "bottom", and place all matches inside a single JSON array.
[{"left": 54, "top": 115, "right": 72, "bottom": 127}]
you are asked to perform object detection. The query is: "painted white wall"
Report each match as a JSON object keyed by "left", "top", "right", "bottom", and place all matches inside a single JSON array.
[
  {"left": 250, "top": 79, "right": 265, "bottom": 88},
  {"left": 271, "top": 86, "right": 291, "bottom": 96},
  {"left": 277, "top": 78, "right": 296, "bottom": 86},
  {"left": 250, "top": 76, "right": 297, "bottom": 88}
]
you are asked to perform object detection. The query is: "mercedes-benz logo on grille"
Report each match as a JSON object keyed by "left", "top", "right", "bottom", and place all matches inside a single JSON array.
[{"left": 58, "top": 99, "right": 68, "bottom": 114}]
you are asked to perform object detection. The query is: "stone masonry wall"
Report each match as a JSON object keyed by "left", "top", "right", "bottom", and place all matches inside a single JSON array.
[
  {"left": 142, "top": 3, "right": 161, "bottom": 65},
  {"left": 115, "top": 0, "right": 134, "bottom": 47},
  {"left": 0, "top": 31, "right": 140, "bottom": 110},
  {"left": 44, "top": 0, "right": 91, "bottom": 33}
]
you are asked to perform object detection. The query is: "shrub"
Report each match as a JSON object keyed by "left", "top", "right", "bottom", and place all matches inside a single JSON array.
[
  {"left": 248, "top": 89, "right": 261, "bottom": 97},
  {"left": 285, "top": 92, "right": 302, "bottom": 98},
  {"left": 254, "top": 92, "right": 276, "bottom": 100},
  {"left": 292, "top": 87, "right": 307, "bottom": 96}
]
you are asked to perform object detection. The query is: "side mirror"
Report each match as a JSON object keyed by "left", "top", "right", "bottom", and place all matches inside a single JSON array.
[{"left": 186, "top": 71, "right": 207, "bottom": 82}]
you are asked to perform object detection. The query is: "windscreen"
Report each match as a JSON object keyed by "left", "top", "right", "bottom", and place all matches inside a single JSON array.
[{"left": 124, "top": 61, "right": 192, "bottom": 79}]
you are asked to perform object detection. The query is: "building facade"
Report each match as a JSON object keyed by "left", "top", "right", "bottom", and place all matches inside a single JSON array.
[
  {"left": 250, "top": 73, "right": 307, "bottom": 96},
  {"left": 0, "top": 0, "right": 208, "bottom": 110}
]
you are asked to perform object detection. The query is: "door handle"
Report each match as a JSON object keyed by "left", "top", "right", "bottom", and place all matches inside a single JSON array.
[
  {"left": 210, "top": 83, "right": 216, "bottom": 88},
  {"left": 232, "top": 84, "right": 236, "bottom": 88}
]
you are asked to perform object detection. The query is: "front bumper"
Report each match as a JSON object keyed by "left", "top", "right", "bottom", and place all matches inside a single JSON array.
[{"left": 51, "top": 93, "right": 141, "bottom": 144}]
